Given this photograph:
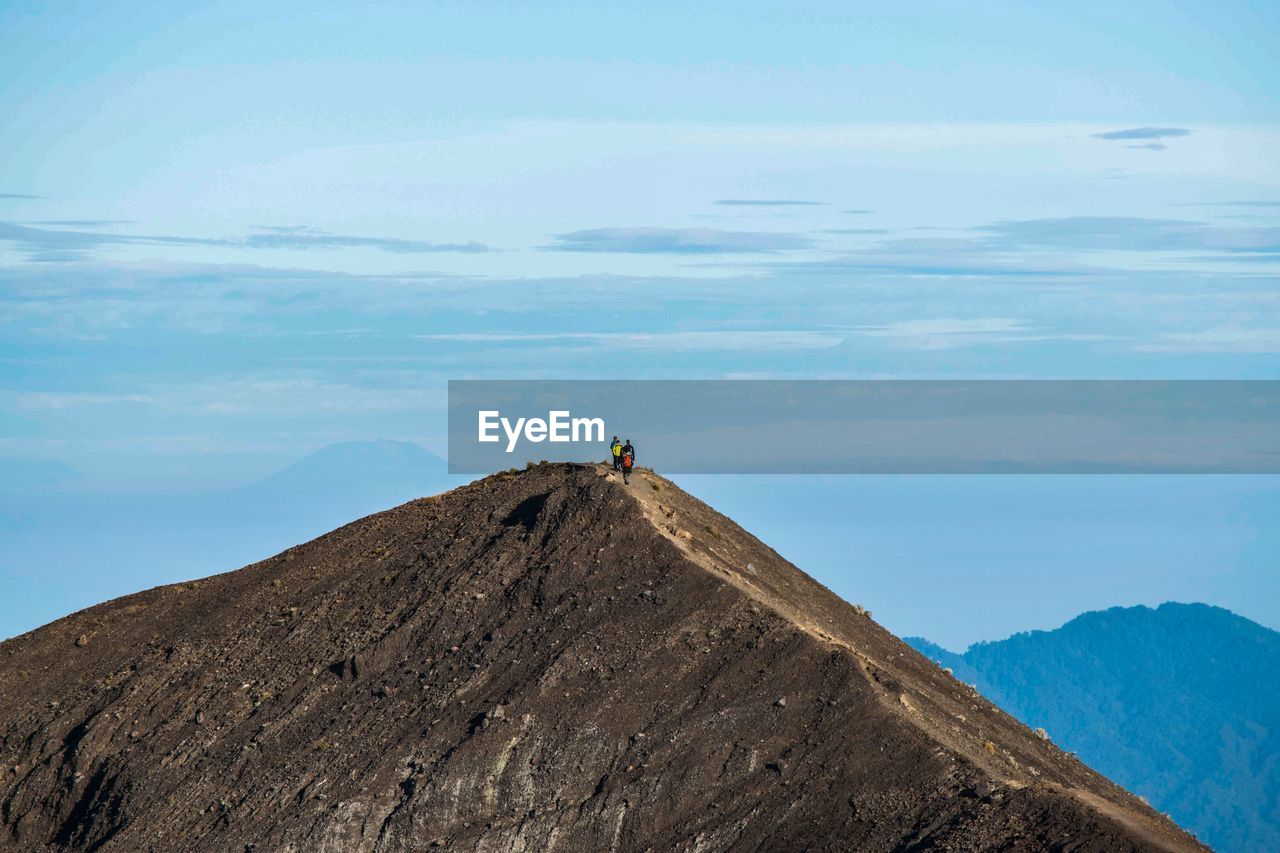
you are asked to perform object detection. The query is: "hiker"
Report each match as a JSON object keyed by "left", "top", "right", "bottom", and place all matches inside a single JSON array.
[
  {"left": 620, "top": 439, "right": 635, "bottom": 484},
  {"left": 610, "top": 435, "right": 622, "bottom": 470}
]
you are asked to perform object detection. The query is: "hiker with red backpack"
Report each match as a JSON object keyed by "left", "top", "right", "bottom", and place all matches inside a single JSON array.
[{"left": 620, "top": 439, "right": 635, "bottom": 484}]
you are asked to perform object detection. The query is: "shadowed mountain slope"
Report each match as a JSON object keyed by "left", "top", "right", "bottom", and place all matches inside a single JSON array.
[{"left": 0, "top": 464, "right": 1204, "bottom": 851}]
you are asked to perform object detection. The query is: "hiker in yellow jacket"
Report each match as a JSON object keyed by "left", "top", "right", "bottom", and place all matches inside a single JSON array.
[{"left": 610, "top": 436, "right": 622, "bottom": 470}]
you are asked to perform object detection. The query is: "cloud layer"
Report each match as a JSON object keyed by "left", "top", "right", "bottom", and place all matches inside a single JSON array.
[
  {"left": 0, "top": 222, "right": 490, "bottom": 262},
  {"left": 979, "top": 216, "right": 1280, "bottom": 254},
  {"left": 714, "top": 199, "right": 826, "bottom": 207},
  {"left": 243, "top": 226, "right": 488, "bottom": 254},
  {"left": 1092, "top": 127, "right": 1192, "bottom": 141},
  {"left": 546, "top": 227, "right": 812, "bottom": 254}
]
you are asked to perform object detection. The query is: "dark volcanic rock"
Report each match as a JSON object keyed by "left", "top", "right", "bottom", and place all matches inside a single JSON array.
[{"left": 0, "top": 464, "right": 1205, "bottom": 851}]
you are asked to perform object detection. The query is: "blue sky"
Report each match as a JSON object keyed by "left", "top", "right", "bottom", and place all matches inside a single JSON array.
[{"left": 1, "top": 1, "right": 1278, "bottom": 645}]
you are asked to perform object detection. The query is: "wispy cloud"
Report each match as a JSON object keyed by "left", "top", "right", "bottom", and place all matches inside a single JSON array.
[
  {"left": 546, "top": 227, "right": 812, "bottom": 254},
  {"left": 751, "top": 233, "right": 1094, "bottom": 277},
  {"left": 0, "top": 221, "right": 491, "bottom": 261},
  {"left": 714, "top": 199, "right": 826, "bottom": 207},
  {"left": 856, "top": 318, "right": 1029, "bottom": 337},
  {"left": 14, "top": 392, "right": 155, "bottom": 411},
  {"left": 13, "top": 378, "right": 443, "bottom": 418},
  {"left": 848, "top": 318, "right": 1113, "bottom": 349},
  {"left": 1126, "top": 143, "right": 1167, "bottom": 151},
  {"left": 1137, "top": 326, "right": 1280, "bottom": 353},
  {"left": 27, "top": 220, "right": 136, "bottom": 227},
  {"left": 0, "top": 193, "right": 42, "bottom": 200},
  {"left": 1185, "top": 201, "right": 1280, "bottom": 208},
  {"left": 417, "top": 330, "right": 844, "bottom": 351},
  {"left": 24, "top": 251, "right": 93, "bottom": 263},
  {"left": 757, "top": 256, "right": 1089, "bottom": 278},
  {"left": 979, "top": 217, "right": 1280, "bottom": 254},
  {"left": 418, "top": 321, "right": 1117, "bottom": 352},
  {"left": 0, "top": 222, "right": 135, "bottom": 263},
  {"left": 243, "top": 226, "right": 488, "bottom": 253},
  {"left": 1092, "top": 127, "right": 1192, "bottom": 141},
  {"left": 844, "top": 209, "right": 874, "bottom": 215}
]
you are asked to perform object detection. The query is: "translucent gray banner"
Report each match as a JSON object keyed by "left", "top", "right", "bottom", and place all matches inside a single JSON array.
[{"left": 447, "top": 380, "right": 1280, "bottom": 474}]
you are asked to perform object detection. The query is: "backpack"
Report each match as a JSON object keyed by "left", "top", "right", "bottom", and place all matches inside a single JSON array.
[{"left": 621, "top": 453, "right": 633, "bottom": 470}]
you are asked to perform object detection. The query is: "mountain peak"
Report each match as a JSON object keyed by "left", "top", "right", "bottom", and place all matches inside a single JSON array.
[
  {"left": 0, "top": 457, "right": 85, "bottom": 493},
  {"left": 234, "top": 439, "right": 449, "bottom": 500},
  {"left": 259, "top": 438, "right": 446, "bottom": 476},
  {"left": 0, "top": 463, "right": 1204, "bottom": 850}
]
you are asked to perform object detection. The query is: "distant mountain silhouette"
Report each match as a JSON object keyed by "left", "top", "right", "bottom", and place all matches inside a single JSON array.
[
  {"left": 236, "top": 439, "right": 451, "bottom": 502},
  {"left": 906, "top": 602, "right": 1280, "bottom": 853},
  {"left": 0, "top": 457, "right": 85, "bottom": 493}
]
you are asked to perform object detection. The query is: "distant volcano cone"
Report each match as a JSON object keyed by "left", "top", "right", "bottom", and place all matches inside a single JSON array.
[{"left": 0, "top": 464, "right": 1204, "bottom": 851}]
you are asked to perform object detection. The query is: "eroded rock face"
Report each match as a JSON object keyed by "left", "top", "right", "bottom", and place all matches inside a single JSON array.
[{"left": 0, "top": 464, "right": 1205, "bottom": 851}]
